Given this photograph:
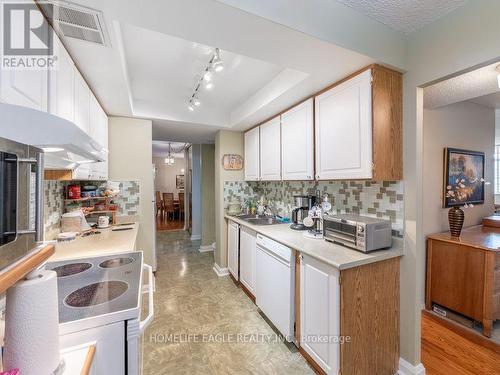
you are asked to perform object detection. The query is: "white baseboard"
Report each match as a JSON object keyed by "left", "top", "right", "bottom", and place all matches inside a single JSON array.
[
  {"left": 199, "top": 243, "right": 215, "bottom": 253},
  {"left": 398, "top": 358, "right": 425, "bottom": 375},
  {"left": 212, "top": 263, "right": 229, "bottom": 277},
  {"left": 190, "top": 234, "right": 201, "bottom": 241}
]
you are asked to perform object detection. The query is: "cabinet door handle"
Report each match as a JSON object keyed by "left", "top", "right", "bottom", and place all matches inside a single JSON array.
[{"left": 299, "top": 254, "right": 303, "bottom": 261}]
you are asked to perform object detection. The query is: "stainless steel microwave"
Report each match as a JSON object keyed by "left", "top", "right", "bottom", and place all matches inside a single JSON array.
[
  {"left": 323, "top": 213, "right": 392, "bottom": 252},
  {"left": 0, "top": 137, "right": 44, "bottom": 271}
]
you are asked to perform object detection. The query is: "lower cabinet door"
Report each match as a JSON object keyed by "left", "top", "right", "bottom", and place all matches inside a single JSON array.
[
  {"left": 300, "top": 254, "right": 340, "bottom": 375},
  {"left": 60, "top": 321, "right": 125, "bottom": 375},
  {"left": 239, "top": 227, "right": 256, "bottom": 294},
  {"left": 227, "top": 221, "right": 239, "bottom": 280}
]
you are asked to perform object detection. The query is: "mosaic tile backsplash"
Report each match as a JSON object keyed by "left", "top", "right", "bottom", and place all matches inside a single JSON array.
[
  {"left": 44, "top": 180, "right": 140, "bottom": 240},
  {"left": 224, "top": 180, "right": 404, "bottom": 233}
]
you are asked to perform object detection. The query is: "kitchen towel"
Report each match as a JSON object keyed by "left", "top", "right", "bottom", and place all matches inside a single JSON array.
[{"left": 3, "top": 269, "right": 62, "bottom": 375}]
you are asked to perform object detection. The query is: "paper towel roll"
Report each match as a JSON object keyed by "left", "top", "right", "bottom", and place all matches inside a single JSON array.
[{"left": 4, "top": 270, "right": 62, "bottom": 375}]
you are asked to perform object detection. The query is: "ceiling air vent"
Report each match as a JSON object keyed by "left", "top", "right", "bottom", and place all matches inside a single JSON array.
[{"left": 37, "top": 1, "right": 110, "bottom": 47}]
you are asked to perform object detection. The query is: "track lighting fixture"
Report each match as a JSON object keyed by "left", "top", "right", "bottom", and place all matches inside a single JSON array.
[{"left": 187, "top": 48, "right": 223, "bottom": 111}]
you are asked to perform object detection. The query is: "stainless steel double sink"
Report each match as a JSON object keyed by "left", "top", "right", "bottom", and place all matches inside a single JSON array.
[{"left": 235, "top": 214, "right": 281, "bottom": 225}]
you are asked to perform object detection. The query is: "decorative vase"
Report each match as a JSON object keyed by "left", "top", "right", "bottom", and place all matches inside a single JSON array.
[{"left": 448, "top": 206, "right": 464, "bottom": 237}]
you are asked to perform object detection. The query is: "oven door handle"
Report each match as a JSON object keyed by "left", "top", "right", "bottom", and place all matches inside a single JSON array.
[
  {"left": 13, "top": 154, "right": 44, "bottom": 241},
  {"left": 139, "top": 263, "right": 154, "bottom": 333},
  {"left": 325, "top": 229, "right": 357, "bottom": 244}
]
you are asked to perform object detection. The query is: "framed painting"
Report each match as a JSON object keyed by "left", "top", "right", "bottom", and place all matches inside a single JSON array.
[
  {"left": 176, "top": 175, "right": 185, "bottom": 190},
  {"left": 443, "top": 148, "right": 485, "bottom": 208}
]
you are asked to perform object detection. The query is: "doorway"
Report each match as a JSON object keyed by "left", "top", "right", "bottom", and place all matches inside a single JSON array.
[
  {"left": 421, "top": 61, "right": 500, "bottom": 372},
  {"left": 152, "top": 141, "right": 188, "bottom": 231}
]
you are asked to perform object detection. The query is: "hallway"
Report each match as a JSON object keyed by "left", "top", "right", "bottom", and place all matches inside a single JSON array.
[{"left": 143, "top": 230, "right": 313, "bottom": 374}]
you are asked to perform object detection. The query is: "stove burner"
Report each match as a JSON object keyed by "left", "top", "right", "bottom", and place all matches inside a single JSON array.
[
  {"left": 64, "top": 281, "right": 128, "bottom": 308},
  {"left": 99, "top": 257, "right": 134, "bottom": 269},
  {"left": 51, "top": 262, "right": 92, "bottom": 277}
]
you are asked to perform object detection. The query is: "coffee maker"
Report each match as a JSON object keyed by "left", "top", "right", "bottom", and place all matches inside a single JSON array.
[{"left": 290, "top": 195, "right": 316, "bottom": 230}]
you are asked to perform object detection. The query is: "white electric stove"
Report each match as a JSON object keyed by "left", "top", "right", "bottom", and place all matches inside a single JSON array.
[{"left": 46, "top": 251, "right": 154, "bottom": 375}]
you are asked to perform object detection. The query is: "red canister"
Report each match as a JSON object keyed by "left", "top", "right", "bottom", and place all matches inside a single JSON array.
[{"left": 67, "top": 184, "right": 81, "bottom": 199}]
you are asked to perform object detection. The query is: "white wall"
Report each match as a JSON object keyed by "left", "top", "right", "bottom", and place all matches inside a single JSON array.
[
  {"left": 108, "top": 117, "right": 155, "bottom": 266},
  {"left": 423, "top": 102, "right": 495, "bottom": 235},
  {"left": 153, "top": 157, "right": 185, "bottom": 200},
  {"left": 191, "top": 144, "right": 202, "bottom": 240}
]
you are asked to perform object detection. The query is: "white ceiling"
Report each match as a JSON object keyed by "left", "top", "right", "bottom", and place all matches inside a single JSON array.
[
  {"left": 152, "top": 141, "right": 187, "bottom": 158},
  {"left": 336, "top": 0, "right": 469, "bottom": 34},
  {"left": 58, "top": 0, "right": 374, "bottom": 142},
  {"left": 470, "top": 92, "right": 500, "bottom": 110},
  {"left": 424, "top": 62, "right": 500, "bottom": 109}
]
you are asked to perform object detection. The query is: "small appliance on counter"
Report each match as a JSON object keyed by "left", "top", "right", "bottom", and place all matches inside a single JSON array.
[
  {"left": 290, "top": 195, "right": 316, "bottom": 230},
  {"left": 323, "top": 213, "right": 392, "bottom": 252}
]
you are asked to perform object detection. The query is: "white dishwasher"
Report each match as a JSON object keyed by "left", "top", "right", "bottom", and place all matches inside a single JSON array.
[{"left": 255, "top": 234, "right": 295, "bottom": 341}]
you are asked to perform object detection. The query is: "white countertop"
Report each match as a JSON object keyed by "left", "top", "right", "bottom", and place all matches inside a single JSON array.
[
  {"left": 225, "top": 215, "right": 403, "bottom": 270},
  {"left": 49, "top": 222, "right": 139, "bottom": 262}
]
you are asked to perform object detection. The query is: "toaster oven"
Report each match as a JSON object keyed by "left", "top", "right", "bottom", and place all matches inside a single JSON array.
[{"left": 323, "top": 214, "right": 392, "bottom": 252}]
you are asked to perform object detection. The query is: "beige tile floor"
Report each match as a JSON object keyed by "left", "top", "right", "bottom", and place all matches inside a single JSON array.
[{"left": 143, "top": 230, "right": 314, "bottom": 375}]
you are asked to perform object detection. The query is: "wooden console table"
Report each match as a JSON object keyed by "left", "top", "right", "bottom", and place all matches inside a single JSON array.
[{"left": 426, "top": 226, "right": 500, "bottom": 337}]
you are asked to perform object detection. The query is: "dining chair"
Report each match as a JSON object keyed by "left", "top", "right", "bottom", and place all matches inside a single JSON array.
[
  {"left": 155, "top": 191, "right": 163, "bottom": 217},
  {"left": 178, "top": 192, "right": 185, "bottom": 221},
  {"left": 163, "top": 193, "right": 175, "bottom": 221}
]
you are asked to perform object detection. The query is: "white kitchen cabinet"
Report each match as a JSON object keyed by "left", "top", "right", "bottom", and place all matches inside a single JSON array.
[
  {"left": 49, "top": 36, "right": 75, "bottom": 123},
  {"left": 239, "top": 226, "right": 256, "bottom": 295},
  {"left": 0, "top": 67, "right": 48, "bottom": 112},
  {"left": 281, "top": 99, "right": 314, "bottom": 180},
  {"left": 315, "top": 69, "right": 372, "bottom": 180},
  {"left": 227, "top": 221, "right": 240, "bottom": 280},
  {"left": 89, "top": 95, "right": 108, "bottom": 180},
  {"left": 259, "top": 116, "right": 281, "bottom": 180},
  {"left": 74, "top": 69, "right": 90, "bottom": 135},
  {"left": 244, "top": 127, "right": 260, "bottom": 181},
  {"left": 300, "top": 253, "right": 340, "bottom": 375},
  {"left": 0, "top": 6, "right": 48, "bottom": 112}
]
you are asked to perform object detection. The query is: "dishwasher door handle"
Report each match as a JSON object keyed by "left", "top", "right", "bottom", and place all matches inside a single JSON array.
[{"left": 139, "top": 264, "right": 154, "bottom": 333}]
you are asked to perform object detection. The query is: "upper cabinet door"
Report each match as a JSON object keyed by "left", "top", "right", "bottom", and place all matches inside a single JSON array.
[
  {"left": 74, "top": 70, "right": 90, "bottom": 134},
  {"left": 89, "top": 96, "right": 108, "bottom": 180},
  {"left": 49, "top": 37, "right": 75, "bottom": 123},
  {"left": 0, "top": 69, "right": 48, "bottom": 112},
  {"left": 0, "top": 5, "right": 48, "bottom": 112},
  {"left": 259, "top": 116, "right": 281, "bottom": 181},
  {"left": 315, "top": 69, "right": 372, "bottom": 180},
  {"left": 244, "top": 127, "right": 260, "bottom": 181},
  {"left": 281, "top": 99, "right": 314, "bottom": 180}
]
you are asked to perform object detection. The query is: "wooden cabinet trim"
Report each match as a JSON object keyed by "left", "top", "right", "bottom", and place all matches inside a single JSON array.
[{"left": 340, "top": 257, "right": 400, "bottom": 375}]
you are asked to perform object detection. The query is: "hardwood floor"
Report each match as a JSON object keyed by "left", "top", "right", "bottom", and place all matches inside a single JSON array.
[
  {"left": 421, "top": 311, "right": 500, "bottom": 375},
  {"left": 156, "top": 216, "right": 184, "bottom": 231}
]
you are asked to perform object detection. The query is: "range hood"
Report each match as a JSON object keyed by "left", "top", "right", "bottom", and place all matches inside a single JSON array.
[{"left": 0, "top": 103, "right": 106, "bottom": 169}]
